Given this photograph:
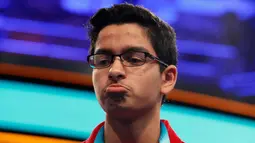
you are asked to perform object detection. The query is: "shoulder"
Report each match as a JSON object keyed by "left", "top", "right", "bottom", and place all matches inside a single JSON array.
[
  {"left": 81, "top": 122, "right": 105, "bottom": 143},
  {"left": 161, "top": 119, "right": 184, "bottom": 143}
]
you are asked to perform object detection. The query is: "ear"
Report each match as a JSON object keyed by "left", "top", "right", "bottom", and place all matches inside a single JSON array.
[{"left": 160, "top": 65, "right": 178, "bottom": 95}]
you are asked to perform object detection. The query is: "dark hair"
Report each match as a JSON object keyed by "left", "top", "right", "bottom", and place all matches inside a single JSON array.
[
  {"left": 86, "top": 3, "right": 178, "bottom": 104},
  {"left": 87, "top": 3, "right": 178, "bottom": 70}
]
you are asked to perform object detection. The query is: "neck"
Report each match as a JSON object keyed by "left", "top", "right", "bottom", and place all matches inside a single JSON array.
[{"left": 104, "top": 105, "right": 161, "bottom": 143}]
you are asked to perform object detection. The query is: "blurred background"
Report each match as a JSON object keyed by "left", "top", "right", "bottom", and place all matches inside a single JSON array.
[{"left": 0, "top": 0, "right": 255, "bottom": 143}]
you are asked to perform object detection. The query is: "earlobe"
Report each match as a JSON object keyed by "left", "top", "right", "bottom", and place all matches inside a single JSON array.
[{"left": 160, "top": 65, "right": 178, "bottom": 95}]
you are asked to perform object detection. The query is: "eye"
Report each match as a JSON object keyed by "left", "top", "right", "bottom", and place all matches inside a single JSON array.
[
  {"left": 123, "top": 52, "right": 145, "bottom": 65},
  {"left": 98, "top": 59, "right": 111, "bottom": 65},
  {"left": 128, "top": 57, "right": 143, "bottom": 63},
  {"left": 93, "top": 54, "right": 111, "bottom": 67}
]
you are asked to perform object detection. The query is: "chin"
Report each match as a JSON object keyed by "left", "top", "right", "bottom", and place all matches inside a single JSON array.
[
  {"left": 105, "top": 105, "right": 142, "bottom": 120},
  {"left": 107, "top": 111, "right": 135, "bottom": 120}
]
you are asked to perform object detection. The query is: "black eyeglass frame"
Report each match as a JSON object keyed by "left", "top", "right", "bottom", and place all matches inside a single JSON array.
[{"left": 87, "top": 51, "right": 169, "bottom": 69}]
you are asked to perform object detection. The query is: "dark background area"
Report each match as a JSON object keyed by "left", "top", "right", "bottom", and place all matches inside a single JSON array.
[{"left": 0, "top": 0, "right": 255, "bottom": 104}]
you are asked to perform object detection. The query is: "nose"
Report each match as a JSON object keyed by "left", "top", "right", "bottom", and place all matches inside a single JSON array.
[{"left": 108, "top": 57, "right": 126, "bottom": 82}]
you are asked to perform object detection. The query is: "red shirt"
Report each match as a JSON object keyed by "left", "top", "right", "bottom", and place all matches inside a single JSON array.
[{"left": 83, "top": 119, "right": 184, "bottom": 143}]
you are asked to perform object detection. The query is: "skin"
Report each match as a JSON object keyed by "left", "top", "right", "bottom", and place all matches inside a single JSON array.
[{"left": 92, "top": 23, "right": 178, "bottom": 143}]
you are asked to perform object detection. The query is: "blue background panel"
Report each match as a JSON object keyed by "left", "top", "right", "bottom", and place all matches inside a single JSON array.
[{"left": 0, "top": 79, "right": 255, "bottom": 143}]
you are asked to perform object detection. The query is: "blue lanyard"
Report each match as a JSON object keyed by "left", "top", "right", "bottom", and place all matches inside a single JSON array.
[{"left": 94, "top": 121, "right": 170, "bottom": 143}]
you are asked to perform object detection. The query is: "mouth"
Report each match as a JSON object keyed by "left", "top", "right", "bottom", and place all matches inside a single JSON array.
[
  {"left": 106, "top": 84, "right": 128, "bottom": 93},
  {"left": 104, "top": 84, "right": 128, "bottom": 102}
]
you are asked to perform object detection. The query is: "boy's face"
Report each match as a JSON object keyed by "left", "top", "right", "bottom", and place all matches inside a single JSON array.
[{"left": 92, "top": 23, "right": 176, "bottom": 119}]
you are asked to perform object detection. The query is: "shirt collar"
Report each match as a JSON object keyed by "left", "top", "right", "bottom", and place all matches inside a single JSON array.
[
  {"left": 94, "top": 121, "right": 170, "bottom": 143},
  {"left": 160, "top": 120, "right": 171, "bottom": 143}
]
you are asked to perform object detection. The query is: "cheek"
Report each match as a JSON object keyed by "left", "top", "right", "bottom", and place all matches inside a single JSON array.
[
  {"left": 128, "top": 67, "right": 161, "bottom": 100},
  {"left": 141, "top": 73, "right": 161, "bottom": 94},
  {"left": 92, "top": 70, "right": 108, "bottom": 95}
]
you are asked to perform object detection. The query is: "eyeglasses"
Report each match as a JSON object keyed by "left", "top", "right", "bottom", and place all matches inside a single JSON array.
[{"left": 87, "top": 51, "right": 168, "bottom": 69}]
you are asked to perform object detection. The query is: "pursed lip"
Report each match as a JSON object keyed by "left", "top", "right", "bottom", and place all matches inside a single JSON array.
[{"left": 104, "top": 83, "right": 129, "bottom": 93}]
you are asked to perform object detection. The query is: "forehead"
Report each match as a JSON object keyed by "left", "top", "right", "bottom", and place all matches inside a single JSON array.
[{"left": 95, "top": 23, "right": 156, "bottom": 55}]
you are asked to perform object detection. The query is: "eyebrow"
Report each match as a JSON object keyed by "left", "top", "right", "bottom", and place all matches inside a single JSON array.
[
  {"left": 94, "top": 46, "right": 149, "bottom": 55},
  {"left": 94, "top": 49, "right": 113, "bottom": 55},
  {"left": 123, "top": 46, "right": 149, "bottom": 53}
]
